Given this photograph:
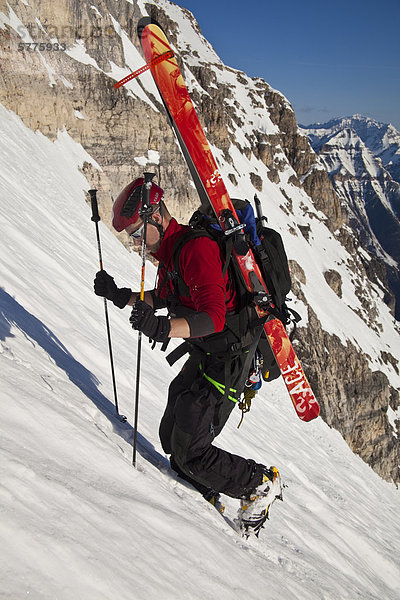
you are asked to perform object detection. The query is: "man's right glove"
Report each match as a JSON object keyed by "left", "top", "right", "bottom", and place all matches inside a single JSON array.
[
  {"left": 94, "top": 270, "right": 132, "bottom": 309},
  {"left": 130, "top": 299, "right": 171, "bottom": 342}
]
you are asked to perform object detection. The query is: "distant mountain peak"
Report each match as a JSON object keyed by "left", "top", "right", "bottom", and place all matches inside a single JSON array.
[
  {"left": 301, "top": 113, "right": 400, "bottom": 321},
  {"left": 301, "top": 115, "right": 400, "bottom": 178},
  {"left": 301, "top": 113, "right": 398, "bottom": 131}
]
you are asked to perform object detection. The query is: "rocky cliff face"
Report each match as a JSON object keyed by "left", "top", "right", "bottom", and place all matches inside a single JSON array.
[
  {"left": 1, "top": 0, "right": 399, "bottom": 483},
  {"left": 0, "top": 0, "right": 202, "bottom": 238}
]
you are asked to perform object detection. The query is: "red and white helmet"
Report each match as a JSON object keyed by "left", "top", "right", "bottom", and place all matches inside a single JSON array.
[{"left": 112, "top": 177, "right": 164, "bottom": 232}]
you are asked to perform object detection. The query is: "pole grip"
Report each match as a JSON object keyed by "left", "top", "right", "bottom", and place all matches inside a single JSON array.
[
  {"left": 89, "top": 189, "right": 100, "bottom": 222},
  {"left": 140, "top": 172, "right": 156, "bottom": 214}
]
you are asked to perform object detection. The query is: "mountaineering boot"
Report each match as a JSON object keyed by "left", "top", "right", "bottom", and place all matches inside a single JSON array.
[
  {"left": 238, "top": 466, "right": 282, "bottom": 538},
  {"left": 204, "top": 490, "right": 225, "bottom": 514}
]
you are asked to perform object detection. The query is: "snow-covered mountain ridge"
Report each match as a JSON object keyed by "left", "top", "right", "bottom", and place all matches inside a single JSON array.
[
  {"left": 301, "top": 115, "right": 400, "bottom": 321},
  {"left": 302, "top": 115, "right": 400, "bottom": 182}
]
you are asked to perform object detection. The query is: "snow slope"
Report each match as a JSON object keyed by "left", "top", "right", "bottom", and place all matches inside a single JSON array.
[{"left": 1, "top": 101, "right": 400, "bottom": 600}]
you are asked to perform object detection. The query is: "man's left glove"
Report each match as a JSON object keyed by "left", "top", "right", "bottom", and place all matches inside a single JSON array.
[
  {"left": 94, "top": 270, "right": 132, "bottom": 309},
  {"left": 130, "top": 299, "right": 171, "bottom": 343}
]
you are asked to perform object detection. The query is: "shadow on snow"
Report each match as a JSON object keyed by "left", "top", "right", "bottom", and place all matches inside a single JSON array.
[{"left": 0, "top": 287, "right": 169, "bottom": 471}]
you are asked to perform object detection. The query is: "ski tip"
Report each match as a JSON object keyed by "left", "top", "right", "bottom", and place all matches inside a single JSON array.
[{"left": 137, "top": 16, "right": 164, "bottom": 41}]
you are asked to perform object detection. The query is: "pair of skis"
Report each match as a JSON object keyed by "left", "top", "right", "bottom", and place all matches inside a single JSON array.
[{"left": 115, "top": 18, "right": 319, "bottom": 423}]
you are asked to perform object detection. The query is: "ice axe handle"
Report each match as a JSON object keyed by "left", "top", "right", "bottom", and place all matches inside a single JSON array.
[
  {"left": 89, "top": 189, "right": 100, "bottom": 223},
  {"left": 254, "top": 193, "right": 268, "bottom": 225},
  {"left": 254, "top": 194, "right": 262, "bottom": 221}
]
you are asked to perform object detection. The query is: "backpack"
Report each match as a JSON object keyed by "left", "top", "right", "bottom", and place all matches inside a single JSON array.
[{"left": 166, "top": 197, "right": 300, "bottom": 385}]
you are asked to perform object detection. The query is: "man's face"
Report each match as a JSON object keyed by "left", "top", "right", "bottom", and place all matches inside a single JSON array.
[{"left": 125, "top": 216, "right": 161, "bottom": 253}]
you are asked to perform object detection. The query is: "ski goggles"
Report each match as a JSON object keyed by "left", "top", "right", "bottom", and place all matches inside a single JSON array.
[
  {"left": 128, "top": 207, "right": 161, "bottom": 239},
  {"left": 129, "top": 224, "right": 145, "bottom": 239}
]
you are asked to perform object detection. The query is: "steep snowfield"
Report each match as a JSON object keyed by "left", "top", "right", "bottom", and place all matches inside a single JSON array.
[{"left": 1, "top": 101, "right": 400, "bottom": 600}]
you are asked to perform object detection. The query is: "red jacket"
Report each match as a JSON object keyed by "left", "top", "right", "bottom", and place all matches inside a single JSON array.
[{"left": 152, "top": 218, "right": 237, "bottom": 333}]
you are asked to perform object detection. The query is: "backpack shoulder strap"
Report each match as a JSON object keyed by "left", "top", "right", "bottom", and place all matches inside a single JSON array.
[{"left": 170, "top": 229, "right": 215, "bottom": 297}]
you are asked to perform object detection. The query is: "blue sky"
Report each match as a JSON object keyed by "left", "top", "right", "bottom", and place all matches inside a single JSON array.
[{"left": 174, "top": 0, "right": 400, "bottom": 129}]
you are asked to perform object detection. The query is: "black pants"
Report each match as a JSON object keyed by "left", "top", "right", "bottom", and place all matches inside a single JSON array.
[{"left": 159, "top": 355, "right": 263, "bottom": 499}]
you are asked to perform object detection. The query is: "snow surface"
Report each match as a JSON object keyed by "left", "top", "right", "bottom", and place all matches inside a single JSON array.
[
  {"left": 107, "top": 13, "right": 160, "bottom": 111},
  {"left": 1, "top": 101, "right": 400, "bottom": 600},
  {"left": 65, "top": 39, "right": 102, "bottom": 71}
]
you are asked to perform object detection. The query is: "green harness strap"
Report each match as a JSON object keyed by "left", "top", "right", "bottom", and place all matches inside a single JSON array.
[{"left": 203, "top": 372, "right": 238, "bottom": 403}]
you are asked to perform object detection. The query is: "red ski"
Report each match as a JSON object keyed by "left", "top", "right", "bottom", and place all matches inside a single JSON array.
[{"left": 133, "top": 17, "right": 319, "bottom": 422}]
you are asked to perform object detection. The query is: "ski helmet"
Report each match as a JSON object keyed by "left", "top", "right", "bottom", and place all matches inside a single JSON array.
[{"left": 112, "top": 177, "right": 164, "bottom": 232}]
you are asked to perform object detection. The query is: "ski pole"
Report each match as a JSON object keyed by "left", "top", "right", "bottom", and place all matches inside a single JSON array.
[
  {"left": 132, "top": 173, "right": 156, "bottom": 467},
  {"left": 89, "top": 189, "right": 126, "bottom": 423}
]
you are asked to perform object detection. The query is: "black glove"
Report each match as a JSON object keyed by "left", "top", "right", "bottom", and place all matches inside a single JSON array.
[
  {"left": 94, "top": 270, "right": 132, "bottom": 309},
  {"left": 130, "top": 299, "right": 171, "bottom": 342}
]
